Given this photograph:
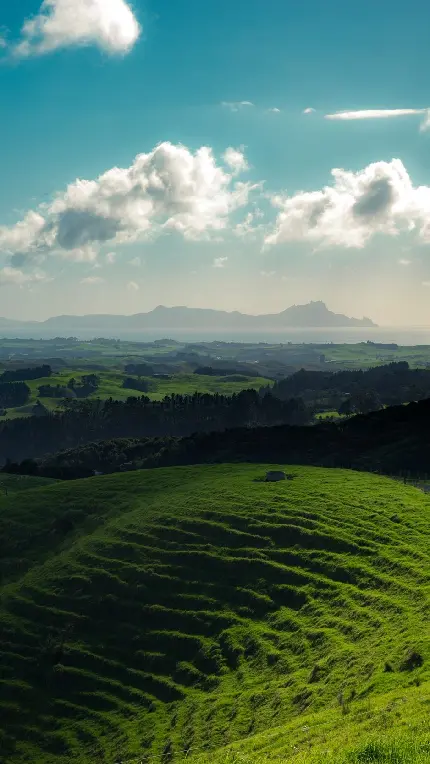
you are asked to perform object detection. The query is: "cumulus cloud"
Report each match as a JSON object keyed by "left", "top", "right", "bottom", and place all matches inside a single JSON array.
[
  {"left": 106, "top": 252, "right": 116, "bottom": 264},
  {"left": 81, "top": 275, "right": 104, "bottom": 285},
  {"left": 265, "top": 158, "right": 430, "bottom": 249},
  {"left": 303, "top": 107, "right": 315, "bottom": 114},
  {"left": 127, "top": 281, "right": 139, "bottom": 291},
  {"left": 221, "top": 101, "right": 254, "bottom": 112},
  {"left": 223, "top": 147, "right": 249, "bottom": 175},
  {"left": 13, "top": 0, "right": 140, "bottom": 58},
  {"left": 0, "top": 142, "right": 253, "bottom": 266},
  {"left": 0, "top": 267, "right": 47, "bottom": 286},
  {"left": 213, "top": 256, "right": 228, "bottom": 268},
  {"left": 268, "top": 108, "right": 281, "bottom": 114},
  {"left": 325, "top": 108, "right": 430, "bottom": 132}
]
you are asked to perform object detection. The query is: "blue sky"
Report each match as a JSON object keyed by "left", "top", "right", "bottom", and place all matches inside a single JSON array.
[{"left": 0, "top": 0, "right": 430, "bottom": 323}]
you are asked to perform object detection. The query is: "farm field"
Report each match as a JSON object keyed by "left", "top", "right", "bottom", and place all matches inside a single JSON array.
[
  {"left": 321, "top": 342, "right": 430, "bottom": 369},
  {"left": 2, "top": 369, "right": 272, "bottom": 419},
  {"left": 0, "top": 464, "right": 428, "bottom": 763}
]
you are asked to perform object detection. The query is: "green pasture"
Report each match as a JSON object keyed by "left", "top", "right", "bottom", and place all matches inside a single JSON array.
[{"left": 0, "top": 464, "right": 428, "bottom": 762}]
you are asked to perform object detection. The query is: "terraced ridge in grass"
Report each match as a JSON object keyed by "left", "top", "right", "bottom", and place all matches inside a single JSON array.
[{"left": 0, "top": 465, "right": 429, "bottom": 763}]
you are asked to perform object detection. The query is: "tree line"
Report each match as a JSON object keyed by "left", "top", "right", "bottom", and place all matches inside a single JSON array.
[
  {"left": 265, "top": 362, "right": 430, "bottom": 412},
  {"left": 5, "top": 397, "right": 430, "bottom": 480},
  {"left": 0, "top": 389, "right": 309, "bottom": 463},
  {"left": 0, "top": 382, "right": 30, "bottom": 408},
  {"left": 0, "top": 364, "right": 52, "bottom": 383}
]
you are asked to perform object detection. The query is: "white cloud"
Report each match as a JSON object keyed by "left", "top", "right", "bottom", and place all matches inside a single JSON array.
[
  {"left": 223, "top": 147, "right": 249, "bottom": 175},
  {"left": 303, "top": 107, "right": 315, "bottom": 114},
  {"left": 268, "top": 108, "right": 281, "bottom": 114},
  {"left": 13, "top": 0, "right": 140, "bottom": 58},
  {"left": 129, "top": 256, "right": 141, "bottom": 267},
  {"left": 0, "top": 142, "right": 253, "bottom": 265},
  {"left": 399, "top": 258, "right": 412, "bottom": 266},
  {"left": 81, "top": 275, "right": 104, "bottom": 285},
  {"left": 0, "top": 267, "right": 48, "bottom": 286},
  {"left": 106, "top": 252, "right": 116, "bottom": 264},
  {"left": 127, "top": 280, "right": 139, "bottom": 291},
  {"left": 325, "top": 108, "right": 430, "bottom": 132},
  {"left": 213, "top": 256, "right": 228, "bottom": 268},
  {"left": 260, "top": 270, "right": 276, "bottom": 277},
  {"left": 266, "top": 158, "right": 430, "bottom": 250},
  {"left": 326, "top": 108, "right": 424, "bottom": 121},
  {"left": 221, "top": 101, "right": 254, "bottom": 112},
  {"left": 423, "top": 281, "right": 430, "bottom": 287},
  {"left": 420, "top": 111, "right": 430, "bottom": 133}
]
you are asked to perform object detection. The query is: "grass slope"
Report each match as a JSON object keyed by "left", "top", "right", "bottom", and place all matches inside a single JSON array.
[{"left": 0, "top": 465, "right": 429, "bottom": 764}]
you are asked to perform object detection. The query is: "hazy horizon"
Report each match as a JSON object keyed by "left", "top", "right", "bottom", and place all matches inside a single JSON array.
[{"left": 1, "top": 2, "right": 430, "bottom": 326}]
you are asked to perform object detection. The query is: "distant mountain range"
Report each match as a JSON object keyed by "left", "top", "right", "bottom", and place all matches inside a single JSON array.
[{"left": 0, "top": 302, "right": 376, "bottom": 336}]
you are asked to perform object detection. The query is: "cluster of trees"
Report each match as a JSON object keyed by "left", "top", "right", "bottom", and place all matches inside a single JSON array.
[
  {"left": 265, "top": 362, "right": 430, "bottom": 413},
  {"left": 38, "top": 374, "right": 100, "bottom": 400},
  {"left": 38, "top": 384, "right": 74, "bottom": 399},
  {"left": 0, "top": 382, "right": 30, "bottom": 408},
  {"left": 68, "top": 374, "right": 100, "bottom": 397},
  {"left": 122, "top": 377, "right": 156, "bottom": 393},
  {"left": 0, "top": 389, "right": 309, "bottom": 463},
  {"left": 0, "top": 364, "right": 52, "bottom": 383}
]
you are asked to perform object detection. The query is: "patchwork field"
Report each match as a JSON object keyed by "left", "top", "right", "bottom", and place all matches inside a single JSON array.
[{"left": 0, "top": 465, "right": 429, "bottom": 763}]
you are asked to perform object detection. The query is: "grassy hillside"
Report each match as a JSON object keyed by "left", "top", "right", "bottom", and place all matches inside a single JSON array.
[
  {"left": 0, "top": 474, "right": 58, "bottom": 493},
  {"left": 0, "top": 465, "right": 429, "bottom": 763}
]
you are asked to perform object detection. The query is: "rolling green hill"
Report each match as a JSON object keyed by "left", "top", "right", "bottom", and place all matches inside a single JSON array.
[{"left": 0, "top": 465, "right": 429, "bottom": 763}]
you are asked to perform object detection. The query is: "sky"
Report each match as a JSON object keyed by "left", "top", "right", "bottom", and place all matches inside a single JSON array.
[{"left": 1, "top": 0, "right": 430, "bottom": 325}]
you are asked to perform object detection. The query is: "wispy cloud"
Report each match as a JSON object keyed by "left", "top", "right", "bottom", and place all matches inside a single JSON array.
[
  {"left": 128, "top": 256, "right": 141, "bottom": 267},
  {"left": 221, "top": 101, "right": 254, "bottom": 112},
  {"left": 81, "top": 275, "right": 104, "bottom": 285},
  {"left": 268, "top": 107, "right": 281, "bottom": 114},
  {"left": 303, "top": 107, "right": 315, "bottom": 115},
  {"left": 325, "top": 108, "right": 430, "bottom": 132},
  {"left": 399, "top": 258, "right": 412, "bottom": 266},
  {"left": 127, "top": 281, "right": 139, "bottom": 291},
  {"left": 213, "top": 256, "right": 228, "bottom": 268},
  {"left": 0, "top": 267, "right": 48, "bottom": 286}
]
